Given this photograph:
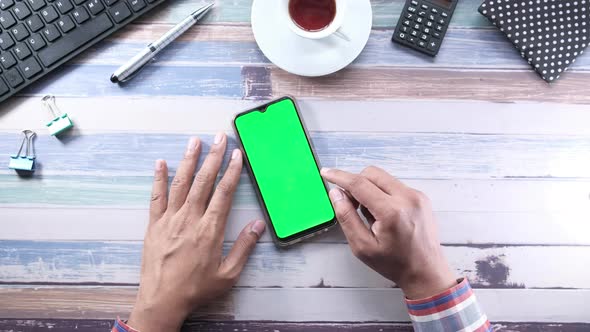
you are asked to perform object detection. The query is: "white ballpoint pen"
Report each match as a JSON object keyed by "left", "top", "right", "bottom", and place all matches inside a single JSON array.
[{"left": 110, "top": 2, "right": 214, "bottom": 83}]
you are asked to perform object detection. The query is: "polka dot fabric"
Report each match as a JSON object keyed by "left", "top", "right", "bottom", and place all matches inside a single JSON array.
[{"left": 478, "top": 0, "right": 590, "bottom": 82}]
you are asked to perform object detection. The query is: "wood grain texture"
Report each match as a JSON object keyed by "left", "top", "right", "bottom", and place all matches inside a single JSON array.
[
  {"left": 4, "top": 97, "right": 590, "bottom": 136},
  {"left": 132, "top": 0, "right": 492, "bottom": 27},
  {"left": 1, "top": 287, "right": 589, "bottom": 322},
  {"left": 2, "top": 132, "right": 590, "bottom": 178},
  {"left": 1, "top": 319, "right": 589, "bottom": 332},
  {"left": 1, "top": 241, "right": 588, "bottom": 289}
]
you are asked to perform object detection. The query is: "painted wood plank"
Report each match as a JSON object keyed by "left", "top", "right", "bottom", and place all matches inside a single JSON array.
[
  {"left": 132, "top": 0, "right": 492, "bottom": 27},
  {"left": 1, "top": 319, "right": 589, "bottom": 332},
  {"left": 5, "top": 97, "right": 590, "bottom": 136},
  {"left": 92, "top": 28, "right": 590, "bottom": 70},
  {"left": 1, "top": 287, "right": 588, "bottom": 322},
  {"left": 1, "top": 132, "right": 589, "bottom": 178},
  {"left": 271, "top": 67, "right": 590, "bottom": 104},
  {"left": 3, "top": 207, "right": 590, "bottom": 246},
  {"left": 9, "top": 61, "right": 590, "bottom": 101},
  {"left": 1, "top": 241, "right": 589, "bottom": 289}
]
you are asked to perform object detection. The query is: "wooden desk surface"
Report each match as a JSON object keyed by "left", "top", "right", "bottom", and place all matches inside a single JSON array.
[{"left": 1, "top": 0, "right": 589, "bottom": 330}]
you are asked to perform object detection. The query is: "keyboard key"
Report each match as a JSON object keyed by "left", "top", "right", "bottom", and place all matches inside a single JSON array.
[
  {"left": 423, "top": 27, "right": 430, "bottom": 34},
  {"left": 418, "top": 40, "right": 426, "bottom": 48},
  {"left": 418, "top": 10, "right": 426, "bottom": 17},
  {"left": 13, "top": 2, "right": 32, "bottom": 20},
  {"left": 38, "top": 13, "right": 112, "bottom": 67},
  {"left": 0, "top": 12, "right": 16, "bottom": 29},
  {"left": 410, "top": 0, "right": 418, "bottom": 5},
  {"left": 104, "top": 0, "right": 116, "bottom": 5},
  {"left": 108, "top": 2, "right": 130, "bottom": 23},
  {"left": 432, "top": 31, "right": 441, "bottom": 38},
  {"left": 410, "top": 29, "right": 418, "bottom": 37},
  {"left": 426, "top": 21, "right": 433, "bottom": 27},
  {"left": 26, "top": 0, "right": 46, "bottom": 11},
  {"left": 18, "top": 56, "right": 42, "bottom": 78},
  {"left": 72, "top": 6, "right": 89, "bottom": 23},
  {"left": 428, "top": 14, "right": 435, "bottom": 21},
  {"left": 11, "top": 23, "right": 30, "bottom": 41},
  {"left": 416, "top": 17, "right": 423, "bottom": 23},
  {"left": 413, "top": 23, "right": 420, "bottom": 30},
  {"left": 441, "top": 11, "right": 448, "bottom": 18},
  {"left": 421, "top": 4, "right": 428, "bottom": 9},
  {"left": 435, "top": 24, "right": 443, "bottom": 31},
  {"left": 405, "top": 12, "right": 413, "bottom": 19},
  {"left": 0, "top": 0, "right": 14, "bottom": 10},
  {"left": 0, "top": 78, "right": 9, "bottom": 96},
  {"left": 408, "top": 36, "right": 416, "bottom": 44},
  {"left": 27, "top": 33, "right": 46, "bottom": 50},
  {"left": 57, "top": 14, "right": 74, "bottom": 32},
  {"left": 4, "top": 67, "right": 23, "bottom": 86},
  {"left": 41, "top": 5, "right": 59, "bottom": 23},
  {"left": 0, "top": 32, "right": 14, "bottom": 49},
  {"left": 73, "top": 0, "right": 84, "bottom": 5},
  {"left": 127, "top": 0, "right": 144, "bottom": 12},
  {"left": 407, "top": 6, "right": 416, "bottom": 13},
  {"left": 86, "top": 0, "right": 104, "bottom": 15},
  {"left": 146, "top": 0, "right": 156, "bottom": 4},
  {"left": 431, "top": 8, "right": 438, "bottom": 14},
  {"left": 0, "top": 51, "right": 16, "bottom": 68},
  {"left": 55, "top": 0, "right": 73, "bottom": 13},
  {"left": 438, "top": 18, "right": 446, "bottom": 25},
  {"left": 402, "top": 19, "right": 410, "bottom": 26},
  {"left": 13, "top": 42, "right": 32, "bottom": 59},
  {"left": 420, "top": 33, "right": 428, "bottom": 41},
  {"left": 41, "top": 23, "right": 60, "bottom": 41},
  {"left": 400, "top": 25, "right": 409, "bottom": 33},
  {"left": 398, "top": 32, "right": 406, "bottom": 40},
  {"left": 427, "top": 39, "right": 438, "bottom": 52},
  {"left": 26, "top": 14, "right": 44, "bottom": 32}
]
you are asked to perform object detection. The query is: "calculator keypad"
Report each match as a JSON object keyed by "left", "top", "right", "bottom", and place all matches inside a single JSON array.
[{"left": 392, "top": 0, "right": 453, "bottom": 56}]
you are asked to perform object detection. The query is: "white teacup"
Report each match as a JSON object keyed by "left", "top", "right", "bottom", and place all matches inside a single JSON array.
[{"left": 282, "top": 0, "right": 349, "bottom": 40}]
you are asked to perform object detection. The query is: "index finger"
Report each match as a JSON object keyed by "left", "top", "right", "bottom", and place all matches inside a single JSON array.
[{"left": 321, "top": 168, "right": 388, "bottom": 213}]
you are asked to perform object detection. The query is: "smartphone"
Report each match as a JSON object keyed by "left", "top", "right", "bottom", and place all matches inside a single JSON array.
[{"left": 233, "top": 96, "right": 336, "bottom": 247}]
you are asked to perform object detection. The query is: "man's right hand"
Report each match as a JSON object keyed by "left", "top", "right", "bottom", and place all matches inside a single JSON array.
[{"left": 321, "top": 166, "right": 456, "bottom": 300}]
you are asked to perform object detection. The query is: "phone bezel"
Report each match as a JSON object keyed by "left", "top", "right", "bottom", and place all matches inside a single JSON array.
[{"left": 232, "top": 96, "right": 337, "bottom": 248}]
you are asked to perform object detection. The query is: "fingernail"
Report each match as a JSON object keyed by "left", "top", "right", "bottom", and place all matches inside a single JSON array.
[
  {"left": 214, "top": 132, "right": 224, "bottom": 145},
  {"left": 250, "top": 220, "right": 266, "bottom": 237},
  {"left": 320, "top": 167, "right": 331, "bottom": 176},
  {"left": 329, "top": 188, "right": 344, "bottom": 202},
  {"left": 186, "top": 137, "right": 199, "bottom": 155},
  {"left": 155, "top": 159, "right": 164, "bottom": 171},
  {"left": 231, "top": 149, "right": 241, "bottom": 160}
]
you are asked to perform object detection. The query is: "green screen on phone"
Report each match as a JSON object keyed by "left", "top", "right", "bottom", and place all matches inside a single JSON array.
[{"left": 234, "top": 98, "right": 335, "bottom": 240}]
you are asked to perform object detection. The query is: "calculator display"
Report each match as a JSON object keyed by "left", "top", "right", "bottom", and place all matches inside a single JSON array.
[{"left": 429, "top": 0, "right": 453, "bottom": 9}]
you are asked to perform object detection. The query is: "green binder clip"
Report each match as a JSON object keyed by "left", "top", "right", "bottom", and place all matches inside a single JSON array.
[
  {"left": 8, "top": 130, "right": 36, "bottom": 172},
  {"left": 43, "top": 95, "right": 73, "bottom": 136}
]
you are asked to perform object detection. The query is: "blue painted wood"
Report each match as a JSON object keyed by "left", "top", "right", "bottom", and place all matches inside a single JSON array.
[
  {"left": 92, "top": 30, "right": 590, "bottom": 70},
  {"left": 18, "top": 65, "right": 245, "bottom": 98},
  {"left": 1, "top": 133, "right": 589, "bottom": 179}
]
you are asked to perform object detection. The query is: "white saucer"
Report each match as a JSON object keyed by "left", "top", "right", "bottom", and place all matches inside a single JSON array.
[{"left": 251, "top": 0, "right": 373, "bottom": 77}]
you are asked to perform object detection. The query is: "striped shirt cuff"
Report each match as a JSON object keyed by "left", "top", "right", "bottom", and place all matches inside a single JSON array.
[
  {"left": 405, "top": 278, "right": 491, "bottom": 332},
  {"left": 112, "top": 318, "right": 139, "bottom": 332}
]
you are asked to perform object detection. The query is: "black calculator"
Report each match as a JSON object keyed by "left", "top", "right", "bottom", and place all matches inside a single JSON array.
[{"left": 391, "top": 0, "right": 458, "bottom": 56}]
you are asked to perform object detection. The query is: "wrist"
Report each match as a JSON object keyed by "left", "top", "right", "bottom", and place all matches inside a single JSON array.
[
  {"left": 400, "top": 263, "right": 457, "bottom": 300},
  {"left": 127, "top": 299, "right": 187, "bottom": 332}
]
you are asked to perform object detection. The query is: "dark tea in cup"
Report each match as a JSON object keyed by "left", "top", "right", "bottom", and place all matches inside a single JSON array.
[{"left": 288, "top": 0, "right": 337, "bottom": 31}]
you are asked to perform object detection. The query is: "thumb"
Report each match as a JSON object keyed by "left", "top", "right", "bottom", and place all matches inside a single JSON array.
[
  {"left": 329, "top": 188, "right": 375, "bottom": 252},
  {"left": 221, "top": 220, "right": 266, "bottom": 278}
]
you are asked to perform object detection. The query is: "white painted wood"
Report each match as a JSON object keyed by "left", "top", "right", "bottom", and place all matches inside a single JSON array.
[
  {"left": 3, "top": 97, "right": 590, "bottom": 135},
  {"left": 2, "top": 286, "right": 588, "bottom": 323},
  {"left": 1, "top": 242, "right": 588, "bottom": 289},
  {"left": 2, "top": 179, "right": 588, "bottom": 244}
]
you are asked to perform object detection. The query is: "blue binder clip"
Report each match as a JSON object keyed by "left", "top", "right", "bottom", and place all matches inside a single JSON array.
[
  {"left": 43, "top": 95, "right": 73, "bottom": 136},
  {"left": 8, "top": 130, "right": 36, "bottom": 172}
]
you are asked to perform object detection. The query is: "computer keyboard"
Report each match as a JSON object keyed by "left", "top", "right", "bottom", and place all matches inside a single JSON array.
[{"left": 0, "top": 0, "right": 165, "bottom": 103}]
